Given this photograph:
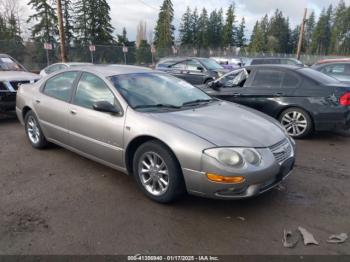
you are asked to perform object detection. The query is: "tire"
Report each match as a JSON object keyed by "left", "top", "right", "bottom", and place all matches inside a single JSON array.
[
  {"left": 133, "top": 140, "right": 186, "bottom": 203},
  {"left": 279, "top": 107, "right": 313, "bottom": 139},
  {"left": 204, "top": 78, "right": 214, "bottom": 85},
  {"left": 24, "top": 110, "right": 49, "bottom": 149}
]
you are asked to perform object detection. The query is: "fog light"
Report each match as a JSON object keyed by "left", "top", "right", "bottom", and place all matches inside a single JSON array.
[{"left": 207, "top": 173, "right": 245, "bottom": 184}]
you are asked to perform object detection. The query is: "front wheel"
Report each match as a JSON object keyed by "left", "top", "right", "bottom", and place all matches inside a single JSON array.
[
  {"left": 133, "top": 140, "right": 186, "bottom": 203},
  {"left": 24, "top": 111, "right": 49, "bottom": 149},
  {"left": 279, "top": 107, "right": 313, "bottom": 139}
]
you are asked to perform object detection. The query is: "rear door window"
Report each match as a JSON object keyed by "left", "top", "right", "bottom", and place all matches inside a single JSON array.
[
  {"left": 43, "top": 71, "right": 79, "bottom": 101},
  {"left": 251, "top": 69, "right": 284, "bottom": 88}
]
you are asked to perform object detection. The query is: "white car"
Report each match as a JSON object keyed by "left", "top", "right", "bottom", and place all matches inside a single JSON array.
[
  {"left": 0, "top": 54, "right": 40, "bottom": 112},
  {"left": 40, "top": 62, "right": 93, "bottom": 76}
]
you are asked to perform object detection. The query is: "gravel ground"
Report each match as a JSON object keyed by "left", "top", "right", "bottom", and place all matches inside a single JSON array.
[{"left": 0, "top": 113, "right": 349, "bottom": 255}]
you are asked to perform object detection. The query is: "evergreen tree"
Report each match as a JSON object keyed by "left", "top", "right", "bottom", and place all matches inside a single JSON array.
[
  {"left": 267, "top": 9, "right": 291, "bottom": 53},
  {"left": 179, "top": 6, "right": 193, "bottom": 47},
  {"left": 74, "top": 0, "right": 114, "bottom": 45},
  {"left": 117, "top": 27, "right": 129, "bottom": 46},
  {"left": 330, "top": 0, "right": 350, "bottom": 54},
  {"left": 27, "top": 0, "right": 58, "bottom": 43},
  {"left": 74, "top": 0, "right": 89, "bottom": 45},
  {"left": 311, "top": 6, "right": 333, "bottom": 54},
  {"left": 249, "top": 21, "right": 265, "bottom": 53},
  {"left": 154, "top": 0, "right": 175, "bottom": 50},
  {"left": 208, "top": 9, "right": 224, "bottom": 48},
  {"left": 305, "top": 11, "right": 316, "bottom": 54},
  {"left": 62, "top": 0, "right": 73, "bottom": 47},
  {"left": 90, "top": 0, "right": 114, "bottom": 44},
  {"left": 223, "top": 4, "right": 236, "bottom": 47},
  {"left": 196, "top": 8, "right": 209, "bottom": 49},
  {"left": 289, "top": 26, "right": 301, "bottom": 53},
  {"left": 235, "top": 17, "right": 246, "bottom": 47},
  {"left": 259, "top": 14, "right": 269, "bottom": 52},
  {"left": 191, "top": 8, "right": 199, "bottom": 48}
]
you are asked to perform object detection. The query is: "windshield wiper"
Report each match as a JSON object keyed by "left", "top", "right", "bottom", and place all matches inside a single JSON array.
[
  {"left": 134, "top": 104, "right": 181, "bottom": 110},
  {"left": 182, "top": 98, "right": 216, "bottom": 106}
]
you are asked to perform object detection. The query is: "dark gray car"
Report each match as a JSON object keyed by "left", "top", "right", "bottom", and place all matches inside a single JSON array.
[
  {"left": 312, "top": 62, "right": 350, "bottom": 84},
  {"left": 156, "top": 57, "right": 229, "bottom": 85}
]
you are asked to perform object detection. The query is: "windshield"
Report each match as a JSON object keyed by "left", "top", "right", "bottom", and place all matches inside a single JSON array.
[
  {"left": 109, "top": 73, "right": 213, "bottom": 111},
  {"left": 298, "top": 68, "right": 340, "bottom": 84},
  {"left": 199, "top": 58, "right": 223, "bottom": 70},
  {"left": 0, "top": 56, "right": 26, "bottom": 71}
]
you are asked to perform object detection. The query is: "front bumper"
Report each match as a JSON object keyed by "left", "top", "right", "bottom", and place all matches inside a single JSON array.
[{"left": 183, "top": 140, "right": 295, "bottom": 199}]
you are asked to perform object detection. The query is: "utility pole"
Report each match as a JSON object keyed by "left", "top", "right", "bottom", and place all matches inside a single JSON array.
[
  {"left": 296, "top": 8, "right": 307, "bottom": 60},
  {"left": 57, "top": 0, "right": 67, "bottom": 62}
]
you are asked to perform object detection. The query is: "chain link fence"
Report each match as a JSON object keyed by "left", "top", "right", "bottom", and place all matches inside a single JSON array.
[{"left": 0, "top": 40, "right": 348, "bottom": 72}]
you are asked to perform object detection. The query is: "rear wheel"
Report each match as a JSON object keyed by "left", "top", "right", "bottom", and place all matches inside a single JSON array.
[
  {"left": 279, "top": 107, "right": 313, "bottom": 139},
  {"left": 24, "top": 111, "right": 48, "bottom": 149},
  {"left": 133, "top": 140, "right": 185, "bottom": 203}
]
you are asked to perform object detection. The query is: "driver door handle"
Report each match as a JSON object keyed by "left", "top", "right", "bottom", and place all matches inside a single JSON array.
[
  {"left": 274, "top": 92, "right": 284, "bottom": 96},
  {"left": 233, "top": 93, "right": 241, "bottom": 96},
  {"left": 35, "top": 99, "right": 40, "bottom": 104},
  {"left": 70, "top": 109, "right": 77, "bottom": 115}
]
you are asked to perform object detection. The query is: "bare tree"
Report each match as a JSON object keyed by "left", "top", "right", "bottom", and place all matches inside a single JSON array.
[{"left": 136, "top": 20, "right": 147, "bottom": 47}]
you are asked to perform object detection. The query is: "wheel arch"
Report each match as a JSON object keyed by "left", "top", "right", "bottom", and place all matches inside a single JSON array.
[
  {"left": 125, "top": 135, "right": 183, "bottom": 176},
  {"left": 22, "top": 106, "right": 32, "bottom": 121}
]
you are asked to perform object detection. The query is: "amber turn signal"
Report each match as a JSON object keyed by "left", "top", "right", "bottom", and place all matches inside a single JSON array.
[{"left": 206, "top": 173, "right": 245, "bottom": 184}]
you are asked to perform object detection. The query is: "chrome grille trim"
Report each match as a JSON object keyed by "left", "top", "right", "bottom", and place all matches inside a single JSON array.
[{"left": 269, "top": 138, "right": 293, "bottom": 164}]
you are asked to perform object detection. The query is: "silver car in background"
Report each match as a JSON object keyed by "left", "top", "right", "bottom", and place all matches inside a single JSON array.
[
  {"left": 16, "top": 65, "right": 295, "bottom": 203},
  {"left": 40, "top": 62, "right": 93, "bottom": 76}
]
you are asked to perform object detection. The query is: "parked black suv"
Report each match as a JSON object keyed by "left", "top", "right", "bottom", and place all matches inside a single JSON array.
[
  {"left": 155, "top": 57, "right": 229, "bottom": 85},
  {"left": 0, "top": 54, "right": 40, "bottom": 112},
  {"left": 201, "top": 65, "right": 350, "bottom": 138}
]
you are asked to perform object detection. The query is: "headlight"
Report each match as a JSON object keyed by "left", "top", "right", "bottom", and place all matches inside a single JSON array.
[{"left": 204, "top": 148, "right": 261, "bottom": 168}]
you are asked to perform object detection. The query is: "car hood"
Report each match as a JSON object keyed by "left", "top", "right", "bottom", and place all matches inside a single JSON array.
[
  {"left": 150, "top": 101, "right": 286, "bottom": 148},
  {"left": 0, "top": 71, "right": 40, "bottom": 81}
]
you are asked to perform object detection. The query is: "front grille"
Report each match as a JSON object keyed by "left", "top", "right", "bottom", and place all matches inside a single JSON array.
[
  {"left": 269, "top": 138, "right": 293, "bottom": 164},
  {"left": 9, "top": 81, "right": 30, "bottom": 90}
]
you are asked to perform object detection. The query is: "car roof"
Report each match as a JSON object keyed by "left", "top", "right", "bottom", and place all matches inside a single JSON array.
[
  {"left": 244, "top": 64, "right": 302, "bottom": 70},
  {"left": 66, "top": 62, "right": 93, "bottom": 66},
  {"left": 158, "top": 57, "right": 209, "bottom": 63},
  {"left": 69, "top": 64, "right": 153, "bottom": 77},
  {"left": 314, "top": 58, "right": 350, "bottom": 65}
]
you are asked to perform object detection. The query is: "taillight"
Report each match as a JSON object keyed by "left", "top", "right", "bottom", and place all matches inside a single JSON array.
[{"left": 339, "top": 93, "right": 350, "bottom": 106}]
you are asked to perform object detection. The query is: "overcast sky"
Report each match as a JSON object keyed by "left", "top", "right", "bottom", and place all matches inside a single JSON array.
[{"left": 19, "top": 0, "right": 350, "bottom": 41}]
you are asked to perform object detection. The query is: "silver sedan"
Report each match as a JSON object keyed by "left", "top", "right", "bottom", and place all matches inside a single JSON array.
[{"left": 16, "top": 65, "right": 295, "bottom": 203}]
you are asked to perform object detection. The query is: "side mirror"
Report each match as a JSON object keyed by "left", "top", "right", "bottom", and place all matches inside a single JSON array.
[
  {"left": 197, "top": 66, "right": 204, "bottom": 72},
  {"left": 208, "top": 81, "right": 222, "bottom": 91},
  {"left": 93, "top": 101, "right": 120, "bottom": 115}
]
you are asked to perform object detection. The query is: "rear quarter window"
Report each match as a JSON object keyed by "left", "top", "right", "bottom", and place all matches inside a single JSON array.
[{"left": 299, "top": 68, "right": 340, "bottom": 84}]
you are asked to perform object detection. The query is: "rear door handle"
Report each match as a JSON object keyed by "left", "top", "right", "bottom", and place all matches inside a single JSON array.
[
  {"left": 70, "top": 109, "right": 77, "bottom": 115},
  {"left": 35, "top": 99, "right": 40, "bottom": 104},
  {"left": 274, "top": 92, "right": 284, "bottom": 96},
  {"left": 233, "top": 93, "right": 241, "bottom": 96}
]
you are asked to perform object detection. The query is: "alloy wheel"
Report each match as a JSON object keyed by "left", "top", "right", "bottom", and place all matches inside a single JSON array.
[
  {"left": 281, "top": 111, "right": 308, "bottom": 137},
  {"left": 138, "top": 152, "right": 170, "bottom": 196},
  {"left": 27, "top": 116, "right": 40, "bottom": 144}
]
